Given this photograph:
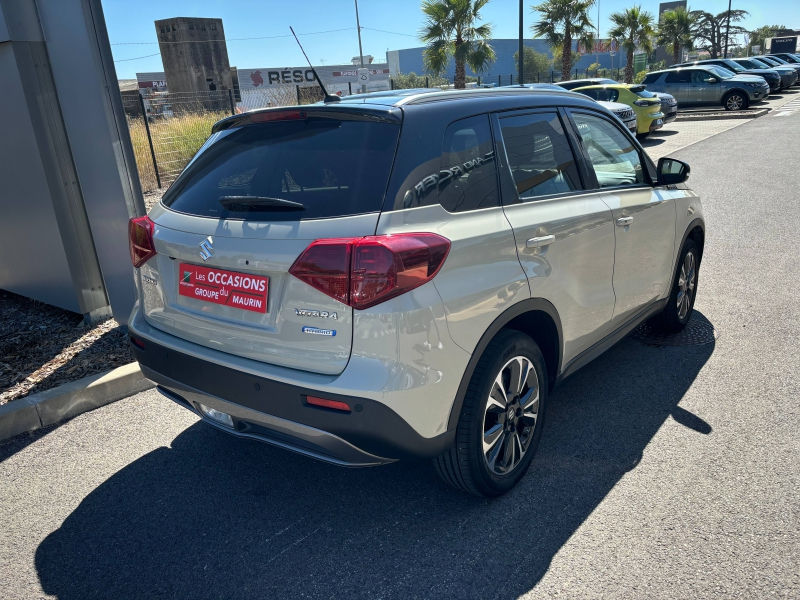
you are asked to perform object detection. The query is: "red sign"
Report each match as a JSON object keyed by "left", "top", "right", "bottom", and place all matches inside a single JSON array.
[{"left": 178, "top": 263, "right": 269, "bottom": 313}]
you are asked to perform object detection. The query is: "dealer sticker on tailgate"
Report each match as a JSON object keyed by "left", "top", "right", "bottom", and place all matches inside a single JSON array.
[{"left": 178, "top": 263, "right": 269, "bottom": 313}]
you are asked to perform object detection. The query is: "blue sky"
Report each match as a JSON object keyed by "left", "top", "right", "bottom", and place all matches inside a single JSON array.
[{"left": 104, "top": 0, "right": 799, "bottom": 79}]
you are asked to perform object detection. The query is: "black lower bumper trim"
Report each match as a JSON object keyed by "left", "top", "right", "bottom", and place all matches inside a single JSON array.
[{"left": 131, "top": 338, "right": 454, "bottom": 461}]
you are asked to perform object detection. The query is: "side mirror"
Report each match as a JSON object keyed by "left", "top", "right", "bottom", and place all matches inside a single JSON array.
[
  {"left": 705, "top": 77, "right": 718, "bottom": 83},
  {"left": 657, "top": 157, "right": 690, "bottom": 186}
]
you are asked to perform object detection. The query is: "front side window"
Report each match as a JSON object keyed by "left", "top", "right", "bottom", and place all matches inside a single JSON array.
[
  {"left": 497, "top": 112, "right": 582, "bottom": 200},
  {"left": 571, "top": 112, "right": 645, "bottom": 188},
  {"left": 438, "top": 115, "right": 500, "bottom": 212}
]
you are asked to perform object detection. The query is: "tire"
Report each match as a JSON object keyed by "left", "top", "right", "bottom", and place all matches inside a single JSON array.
[
  {"left": 433, "top": 329, "right": 548, "bottom": 497},
  {"left": 648, "top": 239, "right": 700, "bottom": 333},
  {"left": 723, "top": 91, "right": 748, "bottom": 111}
]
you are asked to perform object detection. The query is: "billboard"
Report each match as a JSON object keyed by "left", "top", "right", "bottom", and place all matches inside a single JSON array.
[
  {"left": 237, "top": 64, "right": 390, "bottom": 91},
  {"left": 769, "top": 36, "right": 798, "bottom": 53}
]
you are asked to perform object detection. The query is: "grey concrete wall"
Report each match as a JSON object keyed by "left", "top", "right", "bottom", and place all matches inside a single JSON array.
[{"left": 0, "top": 43, "right": 79, "bottom": 312}]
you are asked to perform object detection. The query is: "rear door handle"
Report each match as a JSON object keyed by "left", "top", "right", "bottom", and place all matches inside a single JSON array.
[
  {"left": 526, "top": 235, "right": 555, "bottom": 248},
  {"left": 616, "top": 217, "right": 633, "bottom": 227}
]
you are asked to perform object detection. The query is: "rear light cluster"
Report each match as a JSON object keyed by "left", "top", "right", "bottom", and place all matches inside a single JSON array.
[
  {"left": 129, "top": 216, "right": 156, "bottom": 268},
  {"left": 288, "top": 233, "right": 450, "bottom": 310}
]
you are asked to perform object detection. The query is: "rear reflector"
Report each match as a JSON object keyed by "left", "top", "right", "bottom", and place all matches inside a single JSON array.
[
  {"left": 288, "top": 233, "right": 450, "bottom": 310},
  {"left": 306, "top": 396, "right": 351, "bottom": 412},
  {"left": 129, "top": 216, "right": 156, "bottom": 268},
  {"left": 129, "top": 335, "right": 145, "bottom": 350}
]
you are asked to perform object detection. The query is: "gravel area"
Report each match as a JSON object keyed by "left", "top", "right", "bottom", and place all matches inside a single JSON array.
[{"left": 0, "top": 290, "right": 131, "bottom": 405}]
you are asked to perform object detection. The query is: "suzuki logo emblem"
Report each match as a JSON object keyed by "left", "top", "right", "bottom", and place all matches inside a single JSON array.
[{"left": 199, "top": 237, "right": 214, "bottom": 261}]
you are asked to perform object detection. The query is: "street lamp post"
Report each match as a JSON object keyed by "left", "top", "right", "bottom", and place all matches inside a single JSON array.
[
  {"left": 724, "top": 0, "right": 732, "bottom": 58},
  {"left": 354, "top": 0, "right": 366, "bottom": 93},
  {"left": 519, "top": 0, "right": 524, "bottom": 85}
]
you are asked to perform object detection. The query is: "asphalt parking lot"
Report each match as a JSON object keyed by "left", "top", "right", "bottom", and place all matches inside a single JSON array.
[{"left": 1, "top": 102, "right": 799, "bottom": 599}]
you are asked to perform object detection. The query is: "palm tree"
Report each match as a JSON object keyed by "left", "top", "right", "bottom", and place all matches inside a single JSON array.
[
  {"left": 657, "top": 7, "right": 695, "bottom": 65},
  {"left": 420, "top": 0, "right": 496, "bottom": 89},
  {"left": 608, "top": 5, "right": 656, "bottom": 83},
  {"left": 531, "top": 0, "right": 595, "bottom": 82}
]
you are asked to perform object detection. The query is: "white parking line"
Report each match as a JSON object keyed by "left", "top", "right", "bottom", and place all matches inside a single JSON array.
[{"left": 773, "top": 97, "right": 800, "bottom": 116}]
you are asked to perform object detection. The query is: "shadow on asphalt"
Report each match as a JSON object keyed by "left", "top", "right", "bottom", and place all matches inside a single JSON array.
[{"left": 34, "top": 315, "right": 715, "bottom": 599}]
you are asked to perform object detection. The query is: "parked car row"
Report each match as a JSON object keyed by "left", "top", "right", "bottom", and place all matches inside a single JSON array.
[
  {"left": 644, "top": 54, "right": 800, "bottom": 111},
  {"left": 128, "top": 85, "right": 704, "bottom": 496}
]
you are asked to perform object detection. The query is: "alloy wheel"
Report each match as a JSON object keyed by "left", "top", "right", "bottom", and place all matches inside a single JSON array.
[
  {"left": 483, "top": 356, "right": 539, "bottom": 475},
  {"left": 677, "top": 251, "right": 696, "bottom": 320},
  {"left": 726, "top": 94, "right": 744, "bottom": 110}
]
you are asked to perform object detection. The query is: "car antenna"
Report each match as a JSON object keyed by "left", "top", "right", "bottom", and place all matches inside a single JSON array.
[{"left": 290, "top": 26, "right": 340, "bottom": 103}]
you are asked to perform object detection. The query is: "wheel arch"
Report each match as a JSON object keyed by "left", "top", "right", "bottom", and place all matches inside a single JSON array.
[
  {"left": 671, "top": 217, "right": 705, "bottom": 285},
  {"left": 446, "top": 298, "right": 563, "bottom": 432}
]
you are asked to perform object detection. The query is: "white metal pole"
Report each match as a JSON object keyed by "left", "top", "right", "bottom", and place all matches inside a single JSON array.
[{"left": 354, "top": 0, "right": 366, "bottom": 92}]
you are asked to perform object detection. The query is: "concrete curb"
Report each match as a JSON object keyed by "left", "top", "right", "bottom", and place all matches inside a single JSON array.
[
  {"left": 0, "top": 363, "right": 154, "bottom": 442},
  {"left": 676, "top": 108, "right": 768, "bottom": 121}
]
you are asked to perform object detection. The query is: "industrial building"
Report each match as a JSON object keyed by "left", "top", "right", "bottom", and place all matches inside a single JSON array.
[
  {"left": 387, "top": 38, "right": 620, "bottom": 82},
  {"left": 155, "top": 17, "right": 233, "bottom": 110}
]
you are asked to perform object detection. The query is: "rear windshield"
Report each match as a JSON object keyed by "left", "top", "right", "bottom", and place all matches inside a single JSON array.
[
  {"left": 162, "top": 118, "right": 400, "bottom": 221},
  {"left": 578, "top": 88, "right": 620, "bottom": 102}
]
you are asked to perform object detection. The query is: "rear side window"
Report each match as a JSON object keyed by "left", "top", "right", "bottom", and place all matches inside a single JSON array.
[
  {"left": 497, "top": 112, "right": 582, "bottom": 200},
  {"left": 578, "top": 88, "right": 620, "bottom": 102},
  {"left": 162, "top": 118, "right": 400, "bottom": 221},
  {"left": 438, "top": 115, "right": 500, "bottom": 212},
  {"left": 665, "top": 70, "right": 691, "bottom": 83},
  {"left": 642, "top": 73, "right": 660, "bottom": 84}
]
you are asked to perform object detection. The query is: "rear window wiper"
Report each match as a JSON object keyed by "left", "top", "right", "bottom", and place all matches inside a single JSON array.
[{"left": 219, "top": 196, "right": 305, "bottom": 211}]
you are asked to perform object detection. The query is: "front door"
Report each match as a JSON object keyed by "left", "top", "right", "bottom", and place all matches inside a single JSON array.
[
  {"left": 691, "top": 69, "right": 722, "bottom": 104},
  {"left": 568, "top": 110, "right": 677, "bottom": 325},
  {"left": 492, "top": 109, "right": 617, "bottom": 364}
]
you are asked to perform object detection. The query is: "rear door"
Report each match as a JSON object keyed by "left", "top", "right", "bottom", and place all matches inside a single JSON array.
[
  {"left": 567, "top": 110, "right": 676, "bottom": 325},
  {"left": 663, "top": 70, "right": 691, "bottom": 104},
  {"left": 493, "top": 109, "right": 617, "bottom": 363},
  {"left": 141, "top": 110, "right": 401, "bottom": 375}
]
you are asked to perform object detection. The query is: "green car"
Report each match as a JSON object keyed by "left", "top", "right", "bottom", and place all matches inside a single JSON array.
[{"left": 572, "top": 84, "right": 664, "bottom": 138}]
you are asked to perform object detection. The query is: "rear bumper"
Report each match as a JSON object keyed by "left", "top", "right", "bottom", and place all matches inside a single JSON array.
[{"left": 131, "top": 334, "right": 455, "bottom": 466}]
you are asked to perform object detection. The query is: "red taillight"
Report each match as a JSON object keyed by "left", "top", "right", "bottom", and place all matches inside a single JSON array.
[
  {"left": 129, "top": 216, "right": 156, "bottom": 268},
  {"left": 288, "top": 233, "right": 450, "bottom": 310},
  {"left": 306, "top": 395, "right": 351, "bottom": 412}
]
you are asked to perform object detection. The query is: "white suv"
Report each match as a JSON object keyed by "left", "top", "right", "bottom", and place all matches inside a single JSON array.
[{"left": 128, "top": 88, "right": 705, "bottom": 496}]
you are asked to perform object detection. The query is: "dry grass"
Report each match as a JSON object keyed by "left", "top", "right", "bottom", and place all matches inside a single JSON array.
[{"left": 128, "top": 111, "right": 229, "bottom": 191}]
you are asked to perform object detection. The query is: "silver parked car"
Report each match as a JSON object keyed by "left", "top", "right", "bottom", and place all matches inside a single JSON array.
[
  {"left": 644, "top": 66, "right": 768, "bottom": 110},
  {"left": 128, "top": 88, "right": 705, "bottom": 496}
]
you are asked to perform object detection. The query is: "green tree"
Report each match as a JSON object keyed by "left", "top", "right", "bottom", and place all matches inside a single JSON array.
[
  {"left": 690, "top": 9, "right": 748, "bottom": 58},
  {"left": 609, "top": 5, "right": 656, "bottom": 84},
  {"left": 531, "top": 0, "right": 595, "bottom": 82},
  {"left": 657, "top": 6, "right": 696, "bottom": 65},
  {"left": 420, "top": 0, "right": 496, "bottom": 89},
  {"left": 550, "top": 44, "right": 582, "bottom": 76},
  {"left": 514, "top": 46, "right": 553, "bottom": 81},
  {"left": 749, "top": 24, "right": 786, "bottom": 54}
]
